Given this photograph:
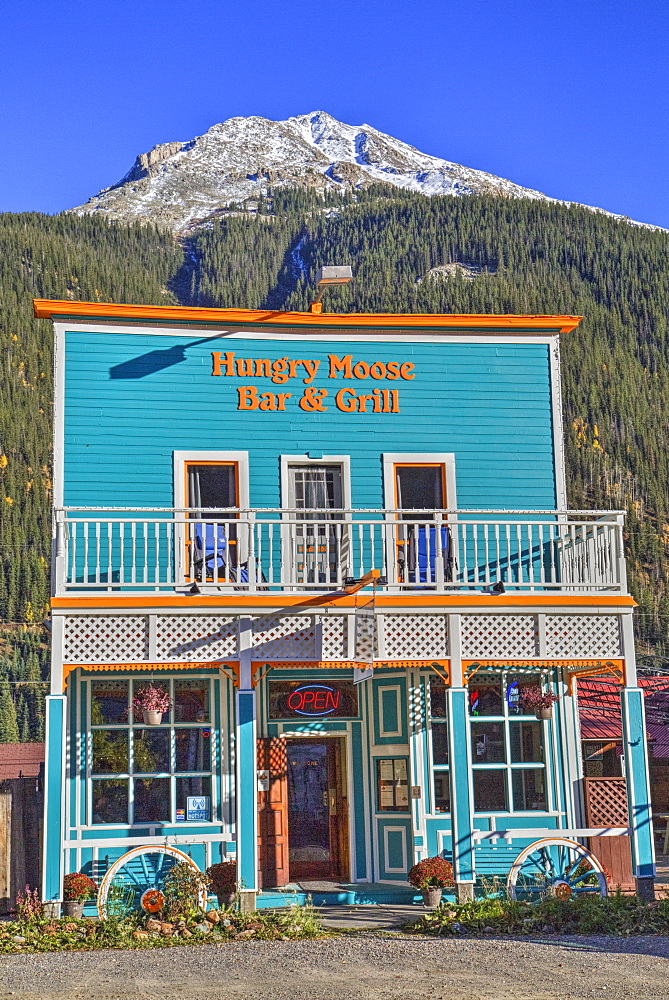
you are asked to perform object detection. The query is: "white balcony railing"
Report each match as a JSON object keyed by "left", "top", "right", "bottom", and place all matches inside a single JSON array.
[{"left": 53, "top": 509, "right": 627, "bottom": 596}]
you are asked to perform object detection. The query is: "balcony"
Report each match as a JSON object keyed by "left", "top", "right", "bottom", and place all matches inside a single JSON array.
[{"left": 53, "top": 509, "right": 628, "bottom": 597}]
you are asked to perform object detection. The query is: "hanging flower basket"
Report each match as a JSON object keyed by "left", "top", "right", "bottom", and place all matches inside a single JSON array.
[{"left": 519, "top": 687, "right": 558, "bottom": 721}]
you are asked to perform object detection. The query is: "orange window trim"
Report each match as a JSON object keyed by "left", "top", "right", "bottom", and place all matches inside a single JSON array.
[{"left": 184, "top": 460, "right": 240, "bottom": 510}]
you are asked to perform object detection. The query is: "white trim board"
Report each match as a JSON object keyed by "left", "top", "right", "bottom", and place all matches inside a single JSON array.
[{"left": 53, "top": 320, "right": 560, "bottom": 346}]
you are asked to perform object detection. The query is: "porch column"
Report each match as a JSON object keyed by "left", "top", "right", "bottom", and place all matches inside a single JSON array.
[
  {"left": 621, "top": 687, "right": 655, "bottom": 900},
  {"left": 620, "top": 613, "right": 655, "bottom": 901},
  {"left": 235, "top": 618, "right": 258, "bottom": 912},
  {"left": 447, "top": 687, "right": 475, "bottom": 902},
  {"left": 42, "top": 695, "right": 67, "bottom": 904}
]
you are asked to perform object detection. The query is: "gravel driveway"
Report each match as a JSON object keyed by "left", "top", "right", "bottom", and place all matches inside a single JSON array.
[{"left": 1, "top": 934, "right": 669, "bottom": 1000}]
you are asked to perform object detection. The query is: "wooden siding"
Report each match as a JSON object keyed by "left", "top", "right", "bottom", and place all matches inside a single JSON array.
[{"left": 63, "top": 332, "right": 557, "bottom": 510}]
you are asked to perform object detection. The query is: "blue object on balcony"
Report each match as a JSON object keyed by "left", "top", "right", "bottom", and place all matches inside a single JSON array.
[
  {"left": 193, "top": 522, "right": 248, "bottom": 583},
  {"left": 412, "top": 525, "right": 451, "bottom": 583}
]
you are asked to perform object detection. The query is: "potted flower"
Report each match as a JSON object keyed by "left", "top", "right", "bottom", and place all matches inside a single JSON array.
[
  {"left": 62, "top": 872, "right": 97, "bottom": 918},
  {"left": 519, "top": 686, "right": 559, "bottom": 720},
  {"left": 408, "top": 856, "right": 454, "bottom": 908},
  {"left": 132, "top": 683, "right": 172, "bottom": 725},
  {"left": 206, "top": 861, "right": 237, "bottom": 909}
]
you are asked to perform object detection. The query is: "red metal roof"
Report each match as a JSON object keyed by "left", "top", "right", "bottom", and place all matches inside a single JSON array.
[{"left": 0, "top": 743, "right": 44, "bottom": 779}]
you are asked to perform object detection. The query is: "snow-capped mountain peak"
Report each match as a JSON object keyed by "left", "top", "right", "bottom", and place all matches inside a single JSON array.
[{"left": 70, "top": 111, "right": 653, "bottom": 233}]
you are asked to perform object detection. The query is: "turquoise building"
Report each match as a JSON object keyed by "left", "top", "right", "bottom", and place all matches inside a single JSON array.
[{"left": 36, "top": 298, "right": 654, "bottom": 911}]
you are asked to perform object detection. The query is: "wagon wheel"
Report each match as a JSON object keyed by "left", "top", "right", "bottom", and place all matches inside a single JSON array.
[
  {"left": 507, "top": 838, "right": 608, "bottom": 903},
  {"left": 96, "top": 845, "right": 207, "bottom": 920}
]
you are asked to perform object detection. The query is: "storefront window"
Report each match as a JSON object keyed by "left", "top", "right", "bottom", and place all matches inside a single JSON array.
[
  {"left": 429, "top": 677, "right": 450, "bottom": 813},
  {"left": 91, "top": 680, "right": 129, "bottom": 724},
  {"left": 89, "top": 677, "right": 215, "bottom": 825},
  {"left": 468, "top": 673, "right": 549, "bottom": 814},
  {"left": 92, "top": 778, "right": 128, "bottom": 824}
]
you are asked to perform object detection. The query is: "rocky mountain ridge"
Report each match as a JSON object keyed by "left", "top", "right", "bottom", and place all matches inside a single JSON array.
[{"left": 70, "top": 111, "right": 563, "bottom": 233}]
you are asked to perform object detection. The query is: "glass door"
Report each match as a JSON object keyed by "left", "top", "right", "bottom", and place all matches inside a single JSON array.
[{"left": 287, "top": 464, "right": 344, "bottom": 586}]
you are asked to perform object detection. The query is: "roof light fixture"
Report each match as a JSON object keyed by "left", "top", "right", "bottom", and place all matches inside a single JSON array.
[{"left": 309, "top": 265, "right": 353, "bottom": 314}]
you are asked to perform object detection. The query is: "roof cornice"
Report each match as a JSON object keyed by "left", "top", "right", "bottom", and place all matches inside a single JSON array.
[{"left": 33, "top": 299, "right": 582, "bottom": 334}]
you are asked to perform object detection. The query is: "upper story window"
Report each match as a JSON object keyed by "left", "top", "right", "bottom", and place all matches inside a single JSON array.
[
  {"left": 383, "top": 453, "right": 456, "bottom": 586},
  {"left": 395, "top": 465, "right": 444, "bottom": 518},
  {"left": 281, "top": 456, "right": 351, "bottom": 586},
  {"left": 186, "top": 462, "right": 238, "bottom": 509},
  {"left": 288, "top": 464, "right": 343, "bottom": 517},
  {"left": 174, "top": 452, "right": 249, "bottom": 586}
]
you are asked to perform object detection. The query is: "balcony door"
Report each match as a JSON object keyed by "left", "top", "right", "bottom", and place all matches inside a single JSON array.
[
  {"left": 286, "top": 463, "right": 345, "bottom": 586},
  {"left": 383, "top": 453, "right": 456, "bottom": 587},
  {"left": 173, "top": 451, "right": 249, "bottom": 587}
]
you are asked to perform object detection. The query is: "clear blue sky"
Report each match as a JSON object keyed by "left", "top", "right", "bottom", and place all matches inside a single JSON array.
[{"left": 1, "top": 0, "right": 668, "bottom": 227}]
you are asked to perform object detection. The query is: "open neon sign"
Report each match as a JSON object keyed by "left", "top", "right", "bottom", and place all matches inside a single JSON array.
[{"left": 287, "top": 685, "right": 341, "bottom": 716}]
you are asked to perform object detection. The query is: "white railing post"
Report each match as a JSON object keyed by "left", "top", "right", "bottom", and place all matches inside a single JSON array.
[{"left": 53, "top": 510, "right": 67, "bottom": 596}]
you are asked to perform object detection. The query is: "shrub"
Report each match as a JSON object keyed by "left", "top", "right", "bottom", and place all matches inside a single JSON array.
[
  {"left": 408, "top": 856, "right": 454, "bottom": 889},
  {"left": 162, "top": 862, "right": 211, "bottom": 920},
  {"left": 206, "top": 861, "right": 237, "bottom": 893},
  {"left": 14, "top": 886, "right": 42, "bottom": 921}
]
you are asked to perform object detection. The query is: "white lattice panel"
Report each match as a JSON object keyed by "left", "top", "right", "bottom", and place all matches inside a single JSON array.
[
  {"left": 156, "top": 616, "right": 238, "bottom": 661},
  {"left": 546, "top": 615, "right": 621, "bottom": 658},
  {"left": 461, "top": 615, "right": 538, "bottom": 658},
  {"left": 252, "top": 615, "right": 317, "bottom": 659},
  {"left": 383, "top": 615, "right": 448, "bottom": 659},
  {"left": 64, "top": 616, "right": 148, "bottom": 663},
  {"left": 320, "top": 616, "right": 347, "bottom": 659}
]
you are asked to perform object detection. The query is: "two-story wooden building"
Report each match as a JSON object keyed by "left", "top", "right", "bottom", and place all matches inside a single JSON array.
[{"left": 36, "top": 299, "right": 655, "bottom": 912}]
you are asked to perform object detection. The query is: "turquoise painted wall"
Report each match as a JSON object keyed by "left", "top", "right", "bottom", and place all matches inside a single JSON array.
[{"left": 63, "top": 330, "right": 557, "bottom": 509}]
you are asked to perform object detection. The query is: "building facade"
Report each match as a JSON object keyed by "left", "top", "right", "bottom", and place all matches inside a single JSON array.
[{"left": 37, "top": 299, "right": 655, "bottom": 909}]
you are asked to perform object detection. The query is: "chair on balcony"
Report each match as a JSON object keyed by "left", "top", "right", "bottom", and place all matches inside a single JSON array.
[
  {"left": 402, "top": 524, "right": 453, "bottom": 585},
  {"left": 192, "top": 523, "right": 247, "bottom": 584}
]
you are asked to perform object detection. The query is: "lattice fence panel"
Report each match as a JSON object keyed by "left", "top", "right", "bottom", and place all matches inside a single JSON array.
[
  {"left": 584, "top": 778, "right": 629, "bottom": 827},
  {"left": 546, "top": 616, "right": 621, "bottom": 658},
  {"left": 320, "top": 616, "right": 347, "bottom": 660},
  {"left": 461, "top": 615, "right": 538, "bottom": 658},
  {"left": 64, "top": 616, "right": 149, "bottom": 663},
  {"left": 252, "top": 615, "right": 317, "bottom": 659},
  {"left": 156, "top": 616, "right": 238, "bottom": 660},
  {"left": 383, "top": 615, "right": 448, "bottom": 659}
]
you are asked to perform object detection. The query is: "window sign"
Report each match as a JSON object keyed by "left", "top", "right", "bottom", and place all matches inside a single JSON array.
[
  {"left": 186, "top": 795, "right": 211, "bottom": 821},
  {"left": 176, "top": 809, "right": 186, "bottom": 822},
  {"left": 268, "top": 681, "right": 358, "bottom": 718}
]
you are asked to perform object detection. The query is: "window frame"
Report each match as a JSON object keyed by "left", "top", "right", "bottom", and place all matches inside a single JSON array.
[
  {"left": 382, "top": 453, "right": 457, "bottom": 513},
  {"left": 467, "top": 672, "right": 553, "bottom": 816},
  {"left": 173, "top": 451, "right": 250, "bottom": 511},
  {"left": 173, "top": 451, "right": 249, "bottom": 585},
  {"left": 279, "top": 455, "right": 352, "bottom": 512},
  {"left": 427, "top": 675, "right": 451, "bottom": 816},
  {"left": 86, "top": 675, "right": 218, "bottom": 829}
]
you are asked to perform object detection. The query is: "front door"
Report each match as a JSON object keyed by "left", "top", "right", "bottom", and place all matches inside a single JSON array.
[{"left": 286, "top": 738, "right": 349, "bottom": 881}]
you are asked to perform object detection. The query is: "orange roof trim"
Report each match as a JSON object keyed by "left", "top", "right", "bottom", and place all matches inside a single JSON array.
[{"left": 33, "top": 298, "right": 582, "bottom": 333}]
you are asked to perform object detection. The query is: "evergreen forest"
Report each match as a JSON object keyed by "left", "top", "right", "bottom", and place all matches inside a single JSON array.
[{"left": 2, "top": 187, "right": 669, "bottom": 739}]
